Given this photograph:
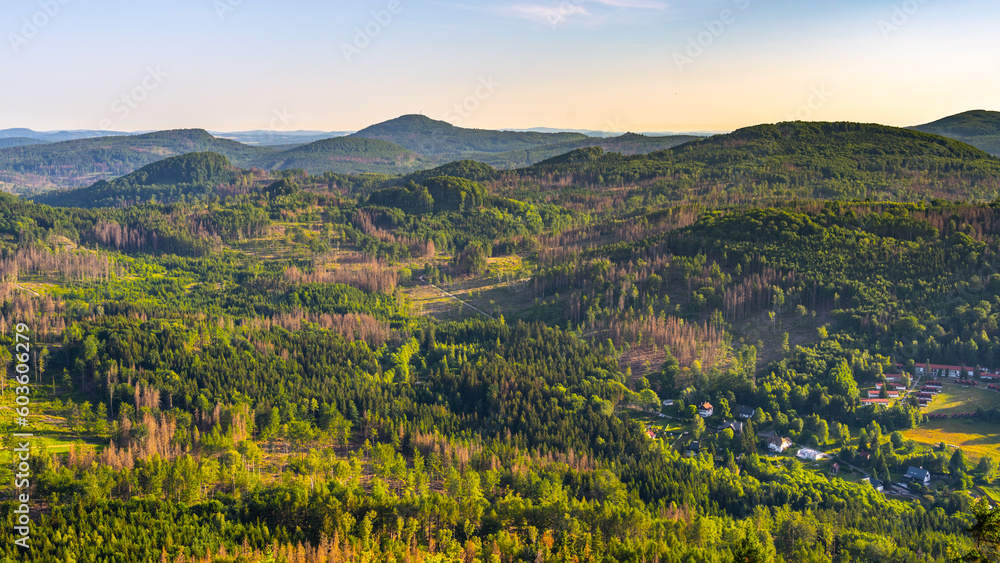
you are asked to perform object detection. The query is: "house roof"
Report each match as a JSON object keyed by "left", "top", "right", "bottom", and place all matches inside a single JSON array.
[
  {"left": 901, "top": 362, "right": 976, "bottom": 370},
  {"left": 921, "top": 364, "right": 970, "bottom": 371},
  {"left": 736, "top": 405, "right": 756, "bottom": 418},
  {"left": 699, "top": 401, "right": 713, "bottom": 410},
  {"left": 767, "top": 435, "right": 790, "bottom": 447},
  {"left": 720, "top": 420, "right": 744, "bottom": 434},
  {"left": 905, "top": 466, "right": 930, "bottom": 480},
  {"left": 867, "top": 390, "right": 898, "bottom": 397}
]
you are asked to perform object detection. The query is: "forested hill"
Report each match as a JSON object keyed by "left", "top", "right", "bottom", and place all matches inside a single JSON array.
[
  {"left": 0, "top": 137, "right": 48, "bottom": 148},
  {"left": 517, "top": 121, "right": 1000, "bottom": 202},
  {"left": 0, "top": 118, "right": 695, "bottom": 194},
  {"left": 31, "top": 152, "right": 243, "bottom": 208},
  {"left": 912, "top": 109, "right": 1000, "bottom": 156},
  {"left": 254, "top": 136, "right": 424, "bottom": 174},
  {"left": 0, "top": 129, "right": 271, "bottom": 192},
  {"left": 7, "top": 113, "right": 999, "bottom": 199},
  {"left": 474, "top": 131, "right": 700, "bottom": 168},
  {"left": 350, "top": 114, "right": 588, "bottom": 154},
  {"left": 1, "top": 155, "right": 999, "bottom": 560},
  {"left": 28, "top": 121, "right": 1000, "bottom": 212}
]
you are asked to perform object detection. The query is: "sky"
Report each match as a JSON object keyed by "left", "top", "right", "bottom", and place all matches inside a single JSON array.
[{"left": 2, "top": 0, "right": 999, "bottom": 133}]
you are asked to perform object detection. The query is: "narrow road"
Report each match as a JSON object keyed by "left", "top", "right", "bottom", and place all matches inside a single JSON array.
[
  {"left": 418, "top": 275, "right": 494, "bottom": 320},
  {"left": 16, "top": 284, "right": 40, "bottom": 297}
]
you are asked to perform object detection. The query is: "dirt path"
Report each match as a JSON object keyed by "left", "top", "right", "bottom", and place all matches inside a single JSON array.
[{"left": 418, "top": 276, "right": 494, "bottom": 319}]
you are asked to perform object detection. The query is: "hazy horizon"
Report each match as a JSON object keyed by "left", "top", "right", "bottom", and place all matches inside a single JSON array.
[
  {"left": 4, "top": 0, "right": 999, "bottom": 133},
  {"left": 0, "top": 117, "right": 732, "bottom": 137}
]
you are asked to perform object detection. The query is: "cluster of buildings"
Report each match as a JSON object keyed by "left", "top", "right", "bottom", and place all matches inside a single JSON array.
[
  {"left": 866, "top": 382, "right": 902, "bottom": 399},
  {"left": 858, "top": 466, "right": 931, "bottom": 494},
  {"left": 915, "top": 381, "right": 941, "bottom": 406},
  {"left": 696, "top": 402, "right": 756, "bottom": 420},
  {"left": 895, "top": 362, "right": 1000, "bottom": 379},
  {"left": 861, "top": 360, "right": 999, "bottom": 408},
  {"left": 899, "top": 363, "right": 975, "bottom": 377}
]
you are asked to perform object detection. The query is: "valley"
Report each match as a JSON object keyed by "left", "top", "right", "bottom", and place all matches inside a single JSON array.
[{"left": 1, "top": 112, "right": 1000, "bottom": 562}]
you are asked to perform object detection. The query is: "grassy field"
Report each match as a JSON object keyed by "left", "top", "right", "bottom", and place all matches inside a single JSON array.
[
  {"left": 899, "top": 382, "right": 1000, "bottom": 461},
  {"left": 903, "top": 418, "right": 1000, "bottom": 461},
  {"left": 1, "top": 386, "right": 103, "bottom": 486}
]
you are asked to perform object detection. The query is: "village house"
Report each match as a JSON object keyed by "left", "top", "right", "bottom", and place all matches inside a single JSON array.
[
  {"left": 736, "top": 405, "right": 756, "bottom": 420},
  {"left": 903, "top": 466, "right": 931, "bottom": 485},
  {"left": 720, "top": 420, "right": 744, "bottom": 436},
  {"left": 860, "top": 398, "right": 891, "bottom": 406},
  {"left": 686, "top": 441, "right": 701, "bottom": 457},
  {"left": 909, "top": 363, "right": 974, "bottom": 378},
  {"left": 796, "top": 447, "right": 827, "bottom": 461},
  {"left": 768, "top": 436, "right": 792, "bottom": 453},
  {"left": 698, "top": 402, "right": 714, "bottom": 418},
  {"left": 867, "top": 390, "right": 900, "bottom": 398}
]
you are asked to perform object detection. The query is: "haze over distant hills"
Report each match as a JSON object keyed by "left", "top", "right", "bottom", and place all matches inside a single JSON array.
[
  {"left": 0, "top": 115, "right": 701, "bottom": 193},
  {"left": 350, "top": 114, "right": 589, "bottom": 154},
  {"left": 0, "top": 129, "right": 270, "bottom": 192},
  {"left": 31, "top": 151, "right": 240, "bottom": 209},
  {"left": 33, "top": 117, "right": 1000, "bottom": 210},
  {"left": 3, "top": 110, "right": 998, "bottom": 197},
  {"left": 210, "top": 130, "right": 352, "bottom": 146},
  {"left": 348, "top": 115, "right": 699, "bottom": 168}
]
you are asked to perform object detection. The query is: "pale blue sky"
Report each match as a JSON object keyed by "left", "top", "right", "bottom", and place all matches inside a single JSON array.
[{"left": 2, "top": 0, "right": 998, "bottom": 132}]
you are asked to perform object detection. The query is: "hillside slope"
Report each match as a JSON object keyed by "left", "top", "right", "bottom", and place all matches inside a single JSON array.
[
  {"left": 351, "top": 114, "right": 588, "bottom": 155},
  {"left": 256, "top": 137, "right": 424, "bottom": 174},
  {"left": 520, "top": 121, "right": 1000, "bottom": 202},
  {"left": 0, "top": 137, "right": 48, "bottom": 148},
  {"left": 32, "top": 152, "right": 240, "bottom": 208},
  {"left": 911, "top": 109, "right": 1000, "bottom": 155},
  {"left": 474, "top": 132, "right": 701, "bottom": 168},
  {"left": 0, "top": 129, "right": 270, "bottom": 192}
]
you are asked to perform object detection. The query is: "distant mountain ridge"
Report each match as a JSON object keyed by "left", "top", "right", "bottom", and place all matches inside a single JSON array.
[
  {"left": 32, "top": 152, "right": 239, "bottom": 208},
  {"left": 350, "top": 114, "right": 589, "bottom": 155},
  {"left": 518, "top": 120, "right": 1000, "bottom": 201},
  {"left": 0, "top": 128, "right": 133, "bottom": 143},
  {"left": 0, "top": 129, "right": 270, "bottom": 192},
  {"left": 1, "top": 116, "right": 704, "bottom": 193},
  {"left": 7, "top": 111, "right": 997, "bottom": 197},
  {"left": 30, "top": 119, "right": 1000, "bottom": 210},
  {"left": 210, "top": 130, "right": 352, "bottom": 146},
  {"left": 911, "top": 110, "right": 1000, "bottom": 155},
  {"left": 0, "top": 137, "right": 48, "bottom": 148},
  {"left": 256, "top": 137, "right": 424, "bottom": 175}
]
